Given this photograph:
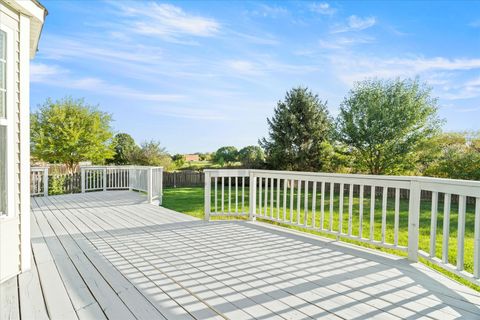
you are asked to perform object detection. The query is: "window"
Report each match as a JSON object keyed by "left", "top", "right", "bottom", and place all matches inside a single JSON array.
[{"left": 0, "top": 29, "right": 7, "bottom": 216}]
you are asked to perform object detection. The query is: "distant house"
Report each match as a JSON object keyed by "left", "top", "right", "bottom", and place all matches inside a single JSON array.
[
  {"left": 0, "top": 0, "right": 46, "bottom": 283},
  {"left": 184, "top": 154, "right": 200, "bottom": 162}
]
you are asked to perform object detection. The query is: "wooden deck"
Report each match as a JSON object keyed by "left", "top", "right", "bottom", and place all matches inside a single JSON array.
[{"left": 1, "top": 191, "right": 479, "bottom": 320}]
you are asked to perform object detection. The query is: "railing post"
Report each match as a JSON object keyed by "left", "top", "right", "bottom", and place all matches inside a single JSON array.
[
  {"left": 408, "top": 180, "right": 421, "bottom": 262},
  {"left": 204, "top": 171, "right": 211, "bottom": 221},
  {"left": 159, "top": 168, "right": 163, "bottom": 205},
  {"left": 81, "top": 167, "right": 85, "bottom": 193},
  {"left": 147, "top": 167, "right": 153, "bottom": 204},
  {"left": 43, "top": 167, "right": 49, "bottom": 197},
  {"left": 249, "top": 171, "right": 256, "bottom": 221},
  {"left": 103, "top": 167, "right": 107, "bottom": 191}
]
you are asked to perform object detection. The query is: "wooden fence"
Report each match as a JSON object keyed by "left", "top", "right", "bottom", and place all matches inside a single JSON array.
[{"left": 163, "top": 171, "right": 205, "bottom": 188}]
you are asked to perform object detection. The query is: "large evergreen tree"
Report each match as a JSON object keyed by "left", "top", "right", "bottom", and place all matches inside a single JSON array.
[{"left": 260, "top": 87, "right": 332, "bottom": 171}]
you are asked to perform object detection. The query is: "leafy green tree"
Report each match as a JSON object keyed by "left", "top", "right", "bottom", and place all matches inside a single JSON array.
[
  {"left": 260, "top": 87, "right": 332, "bottom": 171},
  {"left": 109, "top": 133, "right": 139, "bottom": 165},
  {"left": 336, "top": 78, "right": 441, "bottom": 175},
  {"left": 421, "top": 131, "right": 480, "bottom": 180},
  {"left": 172, "top": 154, "right": 186, "bottom": 167},
  {"left": 129, "top": 140, "right": 173, "bottom": 169},
  {"left": 31, "top": 97, "right": 114, "bottom": 173},
  {"left": 213, "top": 146, "right": 238, "bottom": 166},
  {"left": 238, "top": 146, "right": 265, "bottom": 168}
]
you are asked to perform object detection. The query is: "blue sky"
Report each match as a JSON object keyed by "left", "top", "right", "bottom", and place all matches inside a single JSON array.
[{"left": 31, "top": 1, "right": 480, "bottom": 153}]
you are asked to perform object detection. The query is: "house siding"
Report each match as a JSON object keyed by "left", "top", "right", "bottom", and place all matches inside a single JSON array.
[{"left": 0, "top": 1, "right": 22, "bottom": 277}]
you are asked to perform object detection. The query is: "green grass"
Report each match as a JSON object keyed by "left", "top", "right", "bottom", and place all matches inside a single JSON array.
[{"left": 162, "top": 186, "right": 480, "bottom": 292}]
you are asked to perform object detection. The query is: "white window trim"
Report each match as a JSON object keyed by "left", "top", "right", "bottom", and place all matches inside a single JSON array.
[{"left": 0, "top": 23, "right": 16, "bottom": 219}]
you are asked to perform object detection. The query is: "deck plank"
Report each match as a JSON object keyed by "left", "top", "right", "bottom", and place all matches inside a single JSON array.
[
  {"left": 0, "top": 276, "right": 20, "bottom": 320},
  {"left": 17, "top": 253, "right": 49, "bottom": 320},
  {"left": 8, "top": 191, "right": 480, "bottom": 320}
]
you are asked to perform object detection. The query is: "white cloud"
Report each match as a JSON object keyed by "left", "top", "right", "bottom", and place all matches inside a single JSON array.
[
  {"left": 113, "top": 2, "right": 220, "bottom": 40},
  {"left": 310, "top": 3, "right": 336, "bottom": 15},
  {"left": 31, "top": 63, "right": 66, "bottom": 82},
  {"left": 31, "top": 62, "right": 184, "bottom": 103},
  {"left": 319, "top": 35, "right": 375, "bottom": 49},
  {"left": 226, "top": 60, "right": 261, "bottom": 76},
  {"left": 249, "top": 4, "right": 289, "bottom": 18},
  {"left": 332, "top": 15, "right": 376, "bottom": 33}
]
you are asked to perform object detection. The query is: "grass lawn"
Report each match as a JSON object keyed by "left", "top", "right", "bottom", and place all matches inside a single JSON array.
[{"left": 162, "top": 186, "right": 480, "bottom": 291}]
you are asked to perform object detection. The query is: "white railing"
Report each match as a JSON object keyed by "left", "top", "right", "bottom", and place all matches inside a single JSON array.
[
  {"left": 204, "top": 169, "right": 480, "bottom": 286},
  {"left": 31, "top": 167, "right": 48, "bottom": 196},
  {"left": 80, "top": 166, "right": 163, "bottom": 204},
  {"left": 30, "top": 165, "right": 163, "bottom": 204}
]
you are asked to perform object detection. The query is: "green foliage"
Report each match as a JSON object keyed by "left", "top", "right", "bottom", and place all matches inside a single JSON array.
[
  {"left": 48, "top": 175, "right": 67, "bottom": 195},
  {"left": 129, "top": 140, "right": 174, "bottom": 170},
  {"left": 336, "top": 78, "right": 441, "bottom": 175},
  {"left": 238, "top": 146, "right": 265, "bottom": 168},
  {"left": 421, "top": 131, "right": 480, "bottom": 180},
  {"left": 31, "top": 97, "right": 115, "bottom": 173},
  {"left": 172, "top": 154, "right": 186, "bottom": 167},
  {"left": 109, "top": 133, "right": 139, "bottom": 165},
  {"left": 260, "top": 87, "right": 333, "bottom": 171},
  {"left": 213, "top": 146, "right": 238, "bottom": 166}
]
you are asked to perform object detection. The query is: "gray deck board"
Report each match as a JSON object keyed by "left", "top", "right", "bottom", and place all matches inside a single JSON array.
[{"left": 1, "top": 190, "right": 479, "bottom": 319}]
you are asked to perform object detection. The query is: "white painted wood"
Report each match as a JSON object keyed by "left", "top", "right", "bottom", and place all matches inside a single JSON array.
[
  {"left": 248, "top": 174, "right": 256, "bottom": 221},
  {"left": 359, "top": 185, "right": 364, "bottom": 238},
  {"left": 474, "top": 198, "right": 480, "bottom": 279},
  {"left": 264, "top": 177, "right": 268, "bottom": 216},
  {"left": 19, "top": 14, "right": 32, "bottom": 273},
  {"left": 329, "top": 182, "right": 334, "bottom": 231},
  {"left": 235, "top": 176, "right": 238, "bottom": 213},
  {"left": 204, "top": 172, "right": 211, "bottom": 221},
  {"left": 408, "top": 181, "right": 421, "bottom": 262},
  {"left": 258, "top": 177, "right": 263, "bottom": 216},
  {"left": 304, "top": 180, "right": 308, "bottom": 226},
  {"left": 290, "top": 179, "right": 294, "bottom": 223},
  {"left": 429, "top": 191, "right": 438, "bottom": 257},
  {"left": 339, "top": 183, "right": 344, "bottom": 234},
  {"left": 214, "top": 177, "right": 217, "bottom": 213},
  {"left": 18, "top": 254, "right": 48, "bottom": 320},
  {"left": 0, "top": 277, "right": 19, "bottom": 319},
  {"left": 348, "top": 184, "right": 353, "bottom": 236},
  {"left": 297, "top": 180, "right": 302, "bottom": 224},
  {"left": 370, "top": 186, "right": 375, "bottom": 241},
  {"left": 321, "top": 182, "right": 325, "bottom": 229},
  {"left": 283, "top": 179, "right": 287, "bottom": 221},
  {"left": 394, "top": 188, "right": 400, "bottom": 246},
  {"left": 457, "top": 195, "right": 466, "bottom": 271},
  {"left": 270, "top": 177, "right": 274, "bottom": 218},
  {"left": 221, "top": 177, "right": 225, "bottom": 213},
  {"left": 312, "top": 182, "right": 317, "bottom": 228},
  {"left": 276, "top": 178, "right": 280, "bottom": 220},
  {"left": 442, "top": 193, "right": 451, "bottom": 264},
  {"left": 381, "top": 187, "right": 387, "bottom": 243}
]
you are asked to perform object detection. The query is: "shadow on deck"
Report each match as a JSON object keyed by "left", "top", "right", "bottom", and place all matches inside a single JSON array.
[{"left": 1, "top": 191, "right": 479, "bottom": 320}]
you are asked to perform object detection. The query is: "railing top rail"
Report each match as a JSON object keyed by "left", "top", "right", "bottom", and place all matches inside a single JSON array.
[
  {"left": 31, "top": 166, "right": 48, "bottom": 170},
  {"left": 205, "top": 169, "right": 480, "bottom": 188},
  {"left": 80, "top": 165, "right": 163, "bottom": 170}
]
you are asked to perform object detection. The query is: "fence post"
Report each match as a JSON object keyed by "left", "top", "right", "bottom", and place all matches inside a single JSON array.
[
  {"left": 43, "top": 167, "right": 49, "bottom": 197},
  {"left": 103, "top": 168, "right": 107, "bottom": 191},
  {"left": 81, "top": 168, "right": 85, "bottom": 193},
  {"left": 147, "top": 167, "right": 153, "bottom": 204},
  {"left": 249, "top": 171, "right": 256, "bottom": 221},
  {"left": 204, "top": 171, "right": 211, "bottom": 221},
  {"left": 408, "top": 180, "right": 421, "bottom": 262}
]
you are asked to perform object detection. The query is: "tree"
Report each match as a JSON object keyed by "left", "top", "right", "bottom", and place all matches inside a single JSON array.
[
  {"left": 336, "top": 78, "right": 441, "bottom": 175},
  {"left": 421, "top": 131, "right": 480, "bottom": 180},
  {"left": 260, "top": 87, "right": 332, "bottom": 171},
  {"left": 238, "top": 146, "right": 265, "bottom": 168},
  {"left": 31, "top": 97, "right": 114, "bottom": 173},
  {"left": 109, "top": 133, "right": 139, "bottom": 165},
  {"left": 172, "top": 154, "right": 186, "bottom": 167},
  {"left": 213, "top": 146, "right": 238, "bottom": 166},
  {"left": 129, "top": 140, "right": 173, "bottom": 169}
]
